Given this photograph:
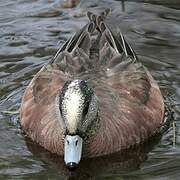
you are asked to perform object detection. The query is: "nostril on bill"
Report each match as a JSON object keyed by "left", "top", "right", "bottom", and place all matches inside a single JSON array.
[{"left": 75, "top": 140, "right": 78, "bottom": 146}]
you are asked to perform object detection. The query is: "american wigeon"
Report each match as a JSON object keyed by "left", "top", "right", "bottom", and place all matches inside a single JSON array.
[{"left": 20, "top": 10, "right": 165, "bottom": 169}]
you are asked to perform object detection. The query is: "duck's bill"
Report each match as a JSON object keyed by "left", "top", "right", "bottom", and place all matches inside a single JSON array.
[{"left": 64, "top": 135, "right": 83, "bottom": 170}]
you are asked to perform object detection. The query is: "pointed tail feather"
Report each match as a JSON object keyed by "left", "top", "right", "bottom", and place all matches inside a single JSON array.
[{"left": 87, "top": 9, "right": 110, "bottom": 33}]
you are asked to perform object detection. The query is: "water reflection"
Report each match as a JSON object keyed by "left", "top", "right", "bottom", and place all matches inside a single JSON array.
[{"left": 25, "top": 135, "right": 162, "bottom": 179}]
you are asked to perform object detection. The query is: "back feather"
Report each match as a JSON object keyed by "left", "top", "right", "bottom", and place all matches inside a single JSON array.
[{"left": 50, "top": 9, "right": 138, "bottom": 76}]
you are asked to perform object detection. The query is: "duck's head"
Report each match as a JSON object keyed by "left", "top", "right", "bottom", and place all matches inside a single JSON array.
[{"left": 59, "top": 79, "right": 99, "bottom": 169}]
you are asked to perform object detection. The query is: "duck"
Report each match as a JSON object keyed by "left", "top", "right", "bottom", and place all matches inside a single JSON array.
[{"left": 20, "top": 9, "right": 165, "bottom": 170}]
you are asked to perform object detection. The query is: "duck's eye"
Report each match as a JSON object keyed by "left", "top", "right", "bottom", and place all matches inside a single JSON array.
[{"left": 83, "top": 101, "right": 89, "bottom": 116}]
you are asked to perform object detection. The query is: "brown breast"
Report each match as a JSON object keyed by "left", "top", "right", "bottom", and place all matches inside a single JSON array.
[
  {"left": 83, "top": 64, "right": 164, "bottom": 157},
  {"left": 20, "top": 64, "right": 68, "bottom": 155}
]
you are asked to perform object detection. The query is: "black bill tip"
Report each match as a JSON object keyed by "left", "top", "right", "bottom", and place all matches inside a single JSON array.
[{"left": 66, "top": 162, "right": 78, "bottom": 171}]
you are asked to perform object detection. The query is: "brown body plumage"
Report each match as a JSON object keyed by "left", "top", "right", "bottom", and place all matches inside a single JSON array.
[{"left": 20, "top": 10, "right": 164, "bottom": 159}]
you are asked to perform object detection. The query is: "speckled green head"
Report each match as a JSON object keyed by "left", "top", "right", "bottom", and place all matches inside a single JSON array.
[
  {"left": 59, "top": 79, "right": 99, "bottom": 168},
  {"left": 59, "top": 79, "right": 99, "bottom": 138}
]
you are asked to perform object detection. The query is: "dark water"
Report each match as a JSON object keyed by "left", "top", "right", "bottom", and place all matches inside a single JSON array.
[{"left": 0, "top": 0, "right": 180, "bottom": 179}]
